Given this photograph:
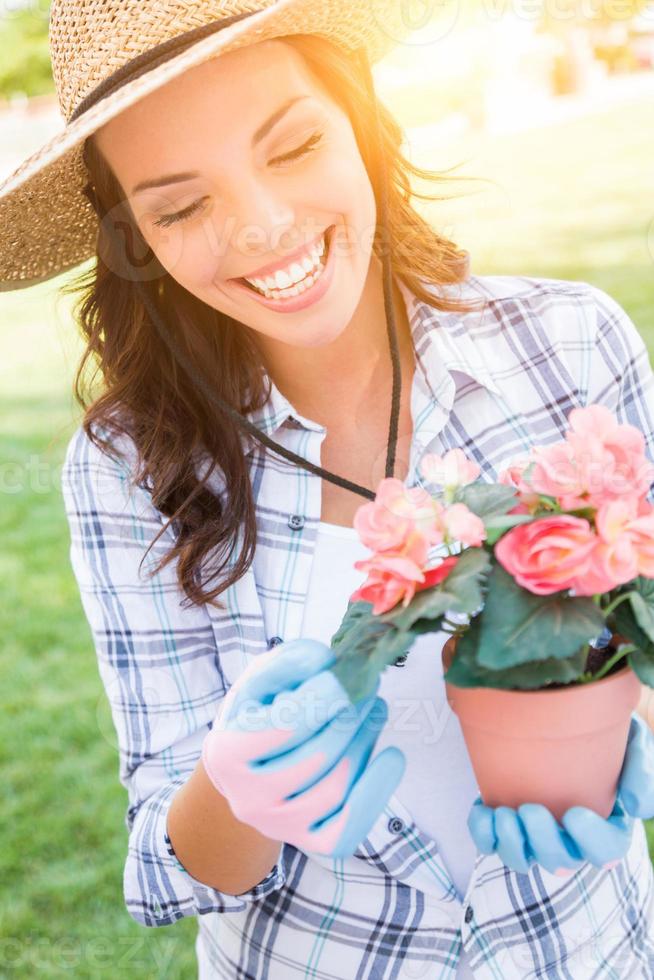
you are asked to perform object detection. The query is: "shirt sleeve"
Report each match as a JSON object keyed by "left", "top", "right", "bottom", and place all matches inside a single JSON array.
[
  {"left": 60, "top": 423, "right": 288, "bottom": 927},
  {"left": 584, "top": 284, "right": 654, "bottom": 506}
]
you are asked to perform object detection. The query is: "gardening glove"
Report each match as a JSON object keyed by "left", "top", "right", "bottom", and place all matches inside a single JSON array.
[
  {"left": 467, "top": 712, "right": 653, "bottom": 875},
  {"left": 201, "top": 637, "right": 406, "bottom": 859},
  {"left": 615, "top": 710, "right": 654, "bottom": 819}
]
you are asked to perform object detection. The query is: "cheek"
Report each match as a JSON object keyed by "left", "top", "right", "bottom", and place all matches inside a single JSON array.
[
  {"left": 315, "top": 149, "right": 376, "bottom": 266},
  {"left": 318, "top": 150, "right": 375, "bottom": 226},
  {"left": 149, "top": 221, "right": 226, "bottom": 290}
]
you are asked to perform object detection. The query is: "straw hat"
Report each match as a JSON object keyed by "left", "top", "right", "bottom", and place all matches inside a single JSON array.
[{"left": 0, "top": 0, "right": 412, "bottom": 293}]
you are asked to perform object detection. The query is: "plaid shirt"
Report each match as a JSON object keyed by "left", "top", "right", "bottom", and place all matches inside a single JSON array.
[{"left": 61, "top": 273, "right": 654, "bottom": 979}]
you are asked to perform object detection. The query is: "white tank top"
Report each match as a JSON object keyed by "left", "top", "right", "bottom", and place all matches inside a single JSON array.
[{"left": 301, "top": 521, "right": 482, "bottom": 907}]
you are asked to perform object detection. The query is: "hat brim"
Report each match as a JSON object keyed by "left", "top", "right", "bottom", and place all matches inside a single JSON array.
[{"left": 0, "top": 0, "right": 410, "bottom": 291}]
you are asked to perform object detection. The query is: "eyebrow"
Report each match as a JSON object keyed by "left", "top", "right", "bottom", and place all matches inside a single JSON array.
[{"left": 131, "top": 96, "right": 311, "bottom": 194}]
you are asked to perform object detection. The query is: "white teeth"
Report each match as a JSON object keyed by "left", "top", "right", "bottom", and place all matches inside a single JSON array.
[
  {"left": 243, "top": 230, "right": 330, "bottom": 301},
  {"left": 273, "top": 268, "right": 292, "bottom": 289},
  {"left": 288, "top": 262, "right": 307, "bottom": 285},
  {"left": 243, "top": 232, "right": 327, "bottom": 294}
]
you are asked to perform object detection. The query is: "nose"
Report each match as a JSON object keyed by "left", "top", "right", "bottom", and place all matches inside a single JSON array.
[{"left": 233, "top": 177, "right": 299, "bottom": 262}]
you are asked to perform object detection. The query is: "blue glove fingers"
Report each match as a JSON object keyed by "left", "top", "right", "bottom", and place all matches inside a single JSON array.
[
  {"left": 232, "top": 639, "right": 337, "bottom": 709},
  {"left": 467, "top": 796, "right": 497, "bottom": 854},
  {"left": 315, "top": 745, "right": 407, "bottom": 858},
  {"left": 297, "top": 697, "right": 391, "bottom": 822},
  {"left": 619, "top": 713, "right": 654, "bottom": 819},
  {"left": 329, "top": 696, "right": 390, "bottom": 799},
  {"left": 234, "top": 668, "right": 371, "bottom": 755},
  {"left": 560, "top": 795, "right": 633, "bottom": 868},
  {"left": 494, "top": 807, "right": 533, "bottom": 874},
  {"left": 250, "top": 694, "right": 380, "bottom": 797},
  {"left": 517, "top": 803, "right": 584, "bottom": 875}
]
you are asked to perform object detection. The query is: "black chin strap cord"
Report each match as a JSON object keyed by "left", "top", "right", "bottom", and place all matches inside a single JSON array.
[{"left": 83, "top": 46, "right": 401, "bottom": 502}]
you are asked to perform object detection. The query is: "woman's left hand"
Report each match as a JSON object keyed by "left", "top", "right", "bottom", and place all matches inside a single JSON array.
[{"left": 467, "top": 712, "right": 654, "bottom": 875}]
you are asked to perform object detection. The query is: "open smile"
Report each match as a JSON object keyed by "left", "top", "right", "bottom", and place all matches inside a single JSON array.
[{"left": 229, "top": 225, "right": 337, "bottom": 313}]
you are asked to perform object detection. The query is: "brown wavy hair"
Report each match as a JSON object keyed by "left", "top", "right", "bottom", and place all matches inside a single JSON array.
[{"left": 61, "top": 33, "right": 484, "bottom": 610}]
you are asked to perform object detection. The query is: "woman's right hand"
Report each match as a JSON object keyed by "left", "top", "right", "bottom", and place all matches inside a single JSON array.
[{"left": 201, "top": 638, "right": 405, "bottom": 858}]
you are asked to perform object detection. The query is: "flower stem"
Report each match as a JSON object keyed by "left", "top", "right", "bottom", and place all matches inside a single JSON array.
[
  {"left": 442, "top": 616, "right": 467, "bottom": 636},
  {"left": 591, "top": 644, "right": 636, "bottom": 681},
  {"left": 601, "top": 591, "right": 634, "bottom": 620}
]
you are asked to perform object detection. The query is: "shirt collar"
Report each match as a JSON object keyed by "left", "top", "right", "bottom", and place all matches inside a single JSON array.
[{"left": 239, "top": 273, "right": 501, "bottom": 456}]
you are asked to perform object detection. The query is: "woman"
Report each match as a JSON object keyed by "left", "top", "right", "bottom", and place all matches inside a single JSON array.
[{"left": 1, "top": 1, "right": 653, "bottom": 977}]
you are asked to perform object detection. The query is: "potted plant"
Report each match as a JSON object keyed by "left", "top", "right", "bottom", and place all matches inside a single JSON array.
[{"left": 330, "top": 404, "right": 654, "bottom": 821}]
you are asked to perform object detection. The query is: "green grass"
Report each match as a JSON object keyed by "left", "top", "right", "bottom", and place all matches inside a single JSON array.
[{"left": 2, "top": 91, "right": 653, "bottom": 976}]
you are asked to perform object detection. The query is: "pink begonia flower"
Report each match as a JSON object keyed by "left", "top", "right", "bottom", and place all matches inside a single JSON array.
[
  {"left": 354, "top": 477, "right": 444, "bottom": 552},
  {"left": 351, "top": 548, "right": 459, "bottom": 615},
  {"left": 523, "top": 405, "right": 654, "bottom": 510},
  {"left": 494, "top": 515, "right": 598, "bottom": 595},
  {"left": 442, "top": 503, "right": 486, "bottom": 547},
  {"left": 498, "top": 457, "right": 541, "bottom": 514},
  {"left": 528, "top": 441, "right": 589, "bottom": 507},
  {"left": 568, "top": 405, "right": 654, "bottom": 504},
  {"left": 585, "top": 497, "right": 654, "bottom": 587},
  {"left": 420, "top": 448, "right": 480, "bottom": 487}
]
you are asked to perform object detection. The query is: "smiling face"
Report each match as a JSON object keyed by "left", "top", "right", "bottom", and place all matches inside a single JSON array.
[{"left": 93, "top": 38, "right": 378, "bottom": 350}]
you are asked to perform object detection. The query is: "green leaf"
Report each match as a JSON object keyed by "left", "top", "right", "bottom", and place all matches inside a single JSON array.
[
  {"left": 453, "top": 482, "right": 519, "bottom": 519},
  {"left": 629, "top": 578, "right": 654, "bottom": 644},
  {"left": 483, "top": 513, "right": 537, "bottom": 546},
  {"left": 378, "top": 589, "right": 452, "bottom": 631},
  {"left": 613, "top": 598, "right": 651, "bottom": 650},
  {"left": 628, "top": 648, "right": 654, "bottom": 686},
  {"left": 476, "top": 563, "right": 606, "bottom": 670},
  {"left": 329, "top": 599, "right": 419, "bottom": 703},
  {"left": 380, "top": 547, "right": 491, "bottom": 631},
  {"left": 330, "top": 597, "right": 375, "bottom": 648},
  {"left": 443, "top": 615, "right": 588, "bottom": 689},
  {"left": 612, "top": 597, "right": 654, "bottom": 686}
]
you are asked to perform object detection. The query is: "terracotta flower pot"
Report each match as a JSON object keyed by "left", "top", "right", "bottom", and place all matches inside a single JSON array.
[{"left": 442, "top": 638, "right": 642, "bottom": 821}]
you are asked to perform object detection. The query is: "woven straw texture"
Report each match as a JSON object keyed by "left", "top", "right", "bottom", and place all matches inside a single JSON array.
[{"left": 0, "top": 0, "right": 410, "bottom": 291}]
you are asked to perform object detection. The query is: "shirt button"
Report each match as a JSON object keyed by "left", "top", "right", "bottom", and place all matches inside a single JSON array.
[
  {"left": 464, "top": 905, "right": 473, "bottom": 924},
  {"left": 268, "top": 636, "right": 284, "bottom": 648},
  {"left": 288, "top": 514, "right": 305, "bottom": 530},
  {"left": 388, "top": 817, "right": 405, "bottom": 835}
]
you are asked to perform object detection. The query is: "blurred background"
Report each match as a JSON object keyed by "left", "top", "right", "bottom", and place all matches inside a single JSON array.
[{"left": 1, "top": 0, "right": 654, "bottom": 975}]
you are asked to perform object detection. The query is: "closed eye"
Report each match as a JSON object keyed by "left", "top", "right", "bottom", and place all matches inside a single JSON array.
[
  {"left": 269, "top": 130, "right": 323, "bottom": 166},
  {"left": 152, "top": 131, "right": 324, "bottom": 228},
  {"left": 152, "top": 196, "right": 209, "bottom": 228}
]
